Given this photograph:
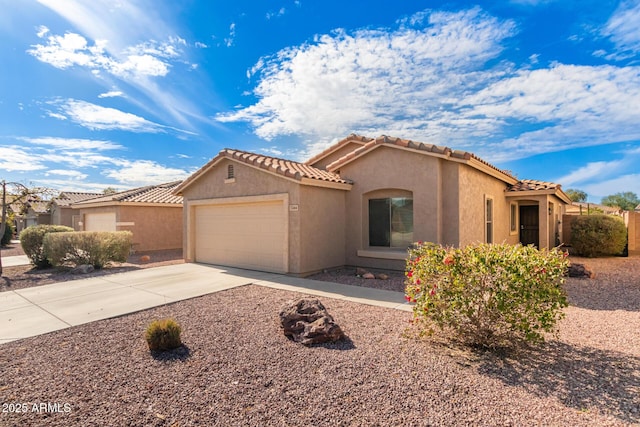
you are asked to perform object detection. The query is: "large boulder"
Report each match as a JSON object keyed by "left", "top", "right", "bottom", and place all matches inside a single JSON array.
[
  {"left": 279, "top": 298, "right": 345, "bottom": 345},
  {"left": 567, "top": 263, "right": 595, "bottom": 279}
]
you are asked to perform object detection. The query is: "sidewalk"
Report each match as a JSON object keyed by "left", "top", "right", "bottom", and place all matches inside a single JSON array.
[
  {"left": 2, "top": 255, "right": 30, "bottom": 267},
  {"left": 0, "top": 263, "right": 410, "bottom": 344}
]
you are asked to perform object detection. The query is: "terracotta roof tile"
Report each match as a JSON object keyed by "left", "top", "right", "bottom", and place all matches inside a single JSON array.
[
  {"left": 507, "top": 179, "right": 560, "bottom": 192},
  {"left": 222, "top": 148, "right": 352, "bottom": 184},
  {"left": 74, "top": 181, "right": 183, "bottom": 205},
  {"left": 53, "top": 192, "right": 102, "bottom": 207},
  {"left": 304, "top": 133, "right": 374, "bottom": 166},
  {"left": 325, "top": 135, "right": 515, "bottom": 180}
]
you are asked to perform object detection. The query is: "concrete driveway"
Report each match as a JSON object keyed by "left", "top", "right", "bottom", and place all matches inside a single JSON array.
[{"left": 0, "top": 263, "right": 410, "bottom": 344}]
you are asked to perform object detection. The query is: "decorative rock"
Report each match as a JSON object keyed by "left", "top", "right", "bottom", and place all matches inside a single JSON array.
[
  {"left": 375, "top": 273, "right": 389, "bottom": 280},
  {"left": 140, "top": 255, "right": 151, "bottom": 263},
  {"left": 71, "top": 264, "right": 95, "bottom": 275},
  {"left": 279, "top": 298, "right": 345, "bottom": 346},
  {"left": 567, "top": 263, "right": 595, "bottom": 279},
  {"left": 362, "top": 272, "right": 375, "bottom": 279},
  {"left": 355, "top": 267, "right": 369, "bottom": 277}
]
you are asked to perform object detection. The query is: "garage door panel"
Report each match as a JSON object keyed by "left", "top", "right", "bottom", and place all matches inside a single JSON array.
[
  {"left": 84, "top": 212, "right": 116, "bottom": 231},
  {"left": 194, "top": 201, "right": 286, "bottom": 273}
]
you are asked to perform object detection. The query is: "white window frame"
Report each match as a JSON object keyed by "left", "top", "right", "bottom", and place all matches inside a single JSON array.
[{"left": 510, "top": 202, "right": 519, "bottom": 235}]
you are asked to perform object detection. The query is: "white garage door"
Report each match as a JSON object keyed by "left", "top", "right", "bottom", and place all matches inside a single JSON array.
[
  {"left": 84, "top": 212, "right": 116, "bottom": 231},
  {"left": 194, "top": 201, "right": 287, "bottom": 273}
]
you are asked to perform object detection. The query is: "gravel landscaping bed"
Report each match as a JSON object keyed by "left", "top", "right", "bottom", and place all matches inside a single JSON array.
[{"left": 0, "top": 256, "right": 638, "bottom": 426}]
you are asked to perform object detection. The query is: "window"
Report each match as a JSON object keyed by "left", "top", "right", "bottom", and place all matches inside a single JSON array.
[
  {"left": 369, "top": 198, "right": 413, "bottom": 247},
  {"left": 510, "top": 202, "right": 518, "bottom": 233},
  {"left": 227, "top": 164, "right": 235, "bottom": 179},
  {"left": 485, "top": 197, "right": 493, "bottom": 243}
]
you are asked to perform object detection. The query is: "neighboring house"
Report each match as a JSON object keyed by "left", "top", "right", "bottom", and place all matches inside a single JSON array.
[
  {"left": 565, "top": 202, "right": 620, "bottom": 216},
  {"left": 635, "top": 203, "right": 640, "bottom": 212},
  {"left": 72, "top": 181, "right": 183, "bottom": 252},
  {"left": 24, "top": 201, "right": 51, "bottom": 228},
  {"left": 50, "top": 192, "right": 102, "bottom": 228},
  {"left": 174, "top": 134, "right": 571, "bottom": 275}
]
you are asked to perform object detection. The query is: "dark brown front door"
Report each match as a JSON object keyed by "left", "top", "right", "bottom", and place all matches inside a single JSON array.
[{"left": 520, "top": 205, "right": 539, "bottom": 248}]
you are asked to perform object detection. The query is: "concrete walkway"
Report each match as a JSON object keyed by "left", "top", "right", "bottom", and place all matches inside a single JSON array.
[
  {"left": 2, "top": 255, "right": 30, "bottom": 267},
  {"left": 0, "top": 263, "right": 410, "bottom": 344}
]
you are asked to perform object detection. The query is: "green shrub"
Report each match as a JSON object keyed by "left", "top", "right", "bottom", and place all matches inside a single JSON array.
[
  {"left": 145, "top": 318, "right": 182, "bottom": 351},
  {"left": 405, "top": 242, "right": 569, "bottom": 349},
  {"left": 1, "top": 221, "right": 13, "bottom": 246},
  {"left": 570, "top": 215, "right": 627, "bottom": 257},
  {"left": 20, "top": 225, "right": 74, "bottom": 268},
  {"left": 43, "top": 231, "right": 132, "bottom": 269}
]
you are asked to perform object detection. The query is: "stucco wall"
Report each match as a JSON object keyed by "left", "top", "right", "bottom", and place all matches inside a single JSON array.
[
  {"left": 51, "top": 205, "right": 74, "bottom": 228},
  {"left": 298, "top": 185, "right": 346, "bottom": 274},
  {"left": 339, "top": 146, "right": 442, "bottom": 270},
  {"left": 180, "top": 159, "right": 306, "bottom": 273},
  {"left": 117, "top": 205, "right": 182, "bottom": 252},
  {"left": 459, "top": 165, "right": 518, "bottom": 246},
  {"left": 76, "top": 205, "right": 182, "bottom": 252}
]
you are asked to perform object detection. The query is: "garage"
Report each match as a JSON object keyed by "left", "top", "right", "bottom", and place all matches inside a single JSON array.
[
  {"left": 84, "top": 212, "right": 116, "bottom": 231},
  {"left": 194, "top": 200, "right": 287, "bottom": 273}
]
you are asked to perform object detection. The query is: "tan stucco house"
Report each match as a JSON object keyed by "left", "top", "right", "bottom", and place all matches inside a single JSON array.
[
  {"left": 174, "top": 134, "right": 571, "bottom": 275},
  {"left": 51, "top": 192, "right": 102, "bottom": 228},
  {"left": 72, "top": 181, "right": 183, "bottom": 252}
]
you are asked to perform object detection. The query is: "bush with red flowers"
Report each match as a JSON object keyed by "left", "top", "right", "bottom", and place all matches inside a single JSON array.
[{"left": 405, "top": 242, "right": 569, "bottom": 349}]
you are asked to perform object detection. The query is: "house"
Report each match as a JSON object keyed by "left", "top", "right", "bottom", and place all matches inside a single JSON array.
[
  {"left": 24, "top": 201, "right": 51, "bottom": 228},
  {"left": 174, "top": 134, "right": 571, "bottom": 275},
  {"left": 72, "top": 181, "right": 183, "bottom": 252},
  {"left": 565, "top": 202, "right": 620, "bottom": 216},
  {"left": 50, "top": 192, "right": 102, "bottom": 228}
]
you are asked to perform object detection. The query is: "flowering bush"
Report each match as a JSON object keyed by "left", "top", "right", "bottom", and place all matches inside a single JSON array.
[{"left": 405, "top": 242, "right": 569, "bottom": 349}]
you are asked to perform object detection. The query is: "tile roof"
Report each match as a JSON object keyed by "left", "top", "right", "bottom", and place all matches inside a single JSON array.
[
  {"left": 74, "top": 181, "right": 183, "bottom": 206},
  {"left": 53, "top": 192, "right": 102, "bottom": 207},
  {"left": 507, "top": 179, "right": 561, "bottom": 192},
  {"left": 304, "top": 133, "right": 374, "bottom": 166},
  {"left": 27, "top": 201, "right": 50, "bottom": 214},
  {"left": 222, "top": 148, "right": 352, "bottom": 184},
  {"left": 324, "top": 135, "right": 517, "bottom": 180}
]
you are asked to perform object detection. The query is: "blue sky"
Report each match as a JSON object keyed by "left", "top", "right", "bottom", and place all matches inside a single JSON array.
[{"left": 1, "top": 0, "right": 639, "bottom": 202}]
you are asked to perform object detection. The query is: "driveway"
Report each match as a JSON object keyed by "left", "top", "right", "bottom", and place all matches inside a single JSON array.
[{"left": 0, "top": 263, "right": 409, "bottom": 344}]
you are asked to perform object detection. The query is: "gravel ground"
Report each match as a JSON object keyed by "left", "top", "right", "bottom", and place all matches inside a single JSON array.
[{"left": 0, "top": 256, "right": 638, "bottom": 426}]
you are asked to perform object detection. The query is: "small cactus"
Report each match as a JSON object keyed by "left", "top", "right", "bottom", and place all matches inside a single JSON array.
[{"left": 145, "top": 318, "right": 182, "bottom": 351}]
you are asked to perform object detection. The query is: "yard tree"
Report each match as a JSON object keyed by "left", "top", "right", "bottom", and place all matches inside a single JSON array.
[
  {"left": 0, "top": 181, "right": 55, "bottom": 276},
  {"left": 565, "top": 188, "right": 588, "bottom": 203},
  {"left": 601, "top": 191, "right": 640, "bottom": 211}
]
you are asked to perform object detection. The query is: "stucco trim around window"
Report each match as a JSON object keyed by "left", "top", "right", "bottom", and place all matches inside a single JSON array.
[
  {"left": 357, "top": 249, "right": 407, "bottom": 260},
  {"left": 485, "top": 195, "right": 494, "bottom": 244},
  {"left": 510, "top": 202, "right": 518, "bottom": 236}
]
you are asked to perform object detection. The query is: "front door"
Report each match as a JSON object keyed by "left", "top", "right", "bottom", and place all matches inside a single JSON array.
[{"left": 519, "top": 205, "right": 539, "bottom": 248}]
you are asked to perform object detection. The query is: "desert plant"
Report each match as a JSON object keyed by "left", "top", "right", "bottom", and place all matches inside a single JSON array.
[
  {"left": 145, "top": 318, "right": 182, "bottom": 351},
  {"left": 20, "top": 225, "right": 74, "bottom": 268},
  {"left": 43, "top": 231, "right": 132, "bottom": 269},
  {"left": 405, "top": 242, "right": 569, "bottom": 349},
  {"left": 570, "top": 215, "right": 627, "bottom": 257}
]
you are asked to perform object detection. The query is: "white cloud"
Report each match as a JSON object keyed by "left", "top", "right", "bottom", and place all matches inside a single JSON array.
[
  {"left": 225, "top": 23, "right": 236, "bottom": 48},
  {"left": 266, "top": 8, "right": 286, "bottom": 19},
  {"left": 45, "top": 169, "right": 88, "bottom": 180},
  {"left": 20, "top": 136, "right": 124, "bottom": 150},
  {"left": 554, "top": 160, "right": 625, "bottom": 187},
  {"left": 28, "top": 32, "right": 173, "bottom": 78},
  {"left": 582, "top": 174, "right": 640, "bottom": 200},
  {"left": 217, "top": 7, "right": 640, "bottom": 163},
  {"left": 602, "top": 0, "right": 640, "bottom": 58},
  {"left": 194, "top": 41, "right": 208, "bottom": 49},
  {"left": 98, "top": 90, "right": 124, "bottom": 98},
  {"left": 0, "top": 146, "right": 47, "bottom": 171},
  {"left": 103, "top": 160, "right": 191, "bottom": 186},
  {"left": 33, "top": 0, "right": 203, "bottom": 128},
  {"left": 49, "top": 99, "right": 165, "bottom": 132},
  {"left": 36, "top": 25, "right": 49, "bottom": 38},
  {"left": 217, "top": 8, "right": 516, "bottom": 151}
]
